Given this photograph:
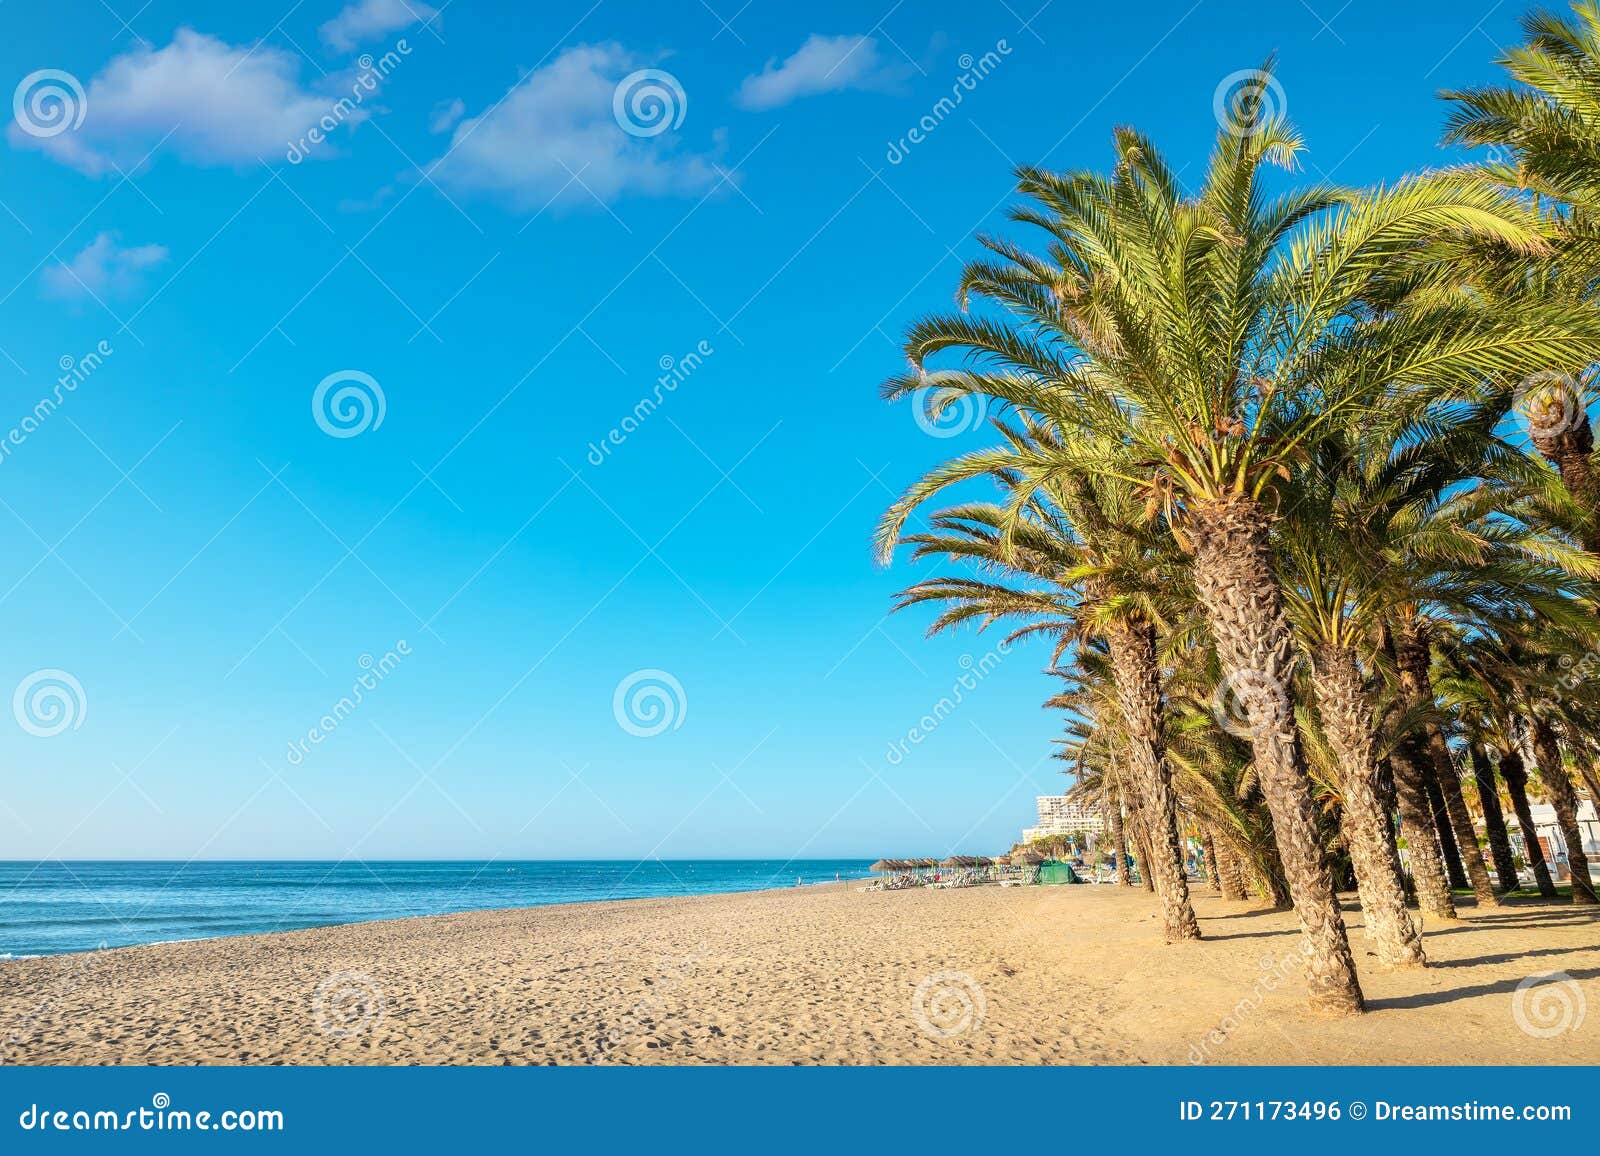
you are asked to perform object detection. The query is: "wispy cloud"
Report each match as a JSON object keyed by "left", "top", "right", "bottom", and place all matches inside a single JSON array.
[
  {"left": 320, "top": 0, "right": 437, "bottom": 52},
  {"left": 41, "top": 232, "right": 168, "bottom": 301},
  {"left": 430, "top": 44, "right": 722, "bottom": 210},
  {"left": 429, "top": 97, "right": 465, "bottom": 134},
  {"left": 8, "top": 29, "right": 352, "bottom": 175},
  {"left": 736, "top": 34, "right": 907, "bottom": 110}
]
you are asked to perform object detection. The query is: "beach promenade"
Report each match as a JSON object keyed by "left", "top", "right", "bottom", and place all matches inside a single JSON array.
[{"left": 4, "top": 884, "right": 1595, "bottom": 1065}]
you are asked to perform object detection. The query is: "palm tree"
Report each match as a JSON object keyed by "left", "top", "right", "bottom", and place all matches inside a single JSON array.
[
  {"left": 1390, "top": 614, "right": 1502, "bottom": 908},
  {"left": 1443, "top": 2, "right": 1600, "bottom": 546},
  {"left": 1444, "top": 622, "right": 1600, "bottom": 903},
  {"left": 1502, "top": 738, "right": 1561, "bottom": 897},
  {"left": 877, "top": 71, "right": 1600, "bottom": 1011},
  {"left": 1467, "top": 744, "right": 1525, "bottom": 892},
  {"left": 884, "top": 441, "right": 1203, "bottom": 942}
]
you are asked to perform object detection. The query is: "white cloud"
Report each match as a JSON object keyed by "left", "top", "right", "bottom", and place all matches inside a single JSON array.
[
  {"left": 428, "top": 97, "right": 465, "bottom": 134},
  {"left": 8, "top": 29, "right": 347, "bottom": 175},
  {"left": 41, "top": 233, "right": 168, "bottom": 301},
  {"left": 430, "top": 44, "right": 721, "bottom": 210},
  {"left": 736, "top": 34, "right": 906, "bottom": 110},
  {"left": 320, "top": 0, "right": 437, "bottom": 52}
]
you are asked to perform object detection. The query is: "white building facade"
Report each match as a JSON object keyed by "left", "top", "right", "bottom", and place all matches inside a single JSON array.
[{"left": 1022, "top": 795, "right": 1104, "bottom": 843}]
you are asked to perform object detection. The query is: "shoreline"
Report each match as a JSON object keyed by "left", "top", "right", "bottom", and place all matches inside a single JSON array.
[
  {"left": 4, "top": 883, "right": 1597, "bottom": 1065},
  {"left": 0, "top": 861, "right": 875, "bottom": 961},
  {"left": 0, "top": 878, "right": 866, "bottom": 964}
]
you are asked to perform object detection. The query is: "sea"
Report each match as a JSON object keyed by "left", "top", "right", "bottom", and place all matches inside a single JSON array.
[{"left": 0, "top": 859, "right": 874, "bottom": 958}]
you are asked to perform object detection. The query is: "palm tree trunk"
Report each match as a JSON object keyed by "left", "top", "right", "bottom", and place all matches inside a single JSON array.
[
  {"left": 1469, "top": 744, "right": 1521, "bottom": 893},
  {"left": 1188, "top": 494, "right": 1363, "bottom": 1015},
  {"left": 1105, "top": 619, "right": 1201, "bottom": 941},
  {"left": 1386, "top": 740, "right": 1458, "bottom": 918},
  {"left": 1309, "top": 646, "right": 1426, "bottom": 967},
  {"left": 1576, "top": 762, "right": 1600, "bottom": 815},
  {"left": 1423, "top": 768, "right": 1470, "bottom": 889},
  {"left": 1109, "top": 796, "right": 1131, "bottom": 886},
  {"left": 1429, "top": 745, "right": 1498, "bottom": 904},
  {"left": 1257, "top": 851, "right": 1293, "bottom": 909},
  {"left": 1128, "top": 810, "right": 1157, "bottom": 893},
  {"left": 1531, "top": 718, "right": 1598, "bottom": 905},
  {"left": 1530, "top": 416, "right": 1600, "bottom": 554},
  {"left": 1216, "top": 841, "right": 1248, "bottom": 900},
  {"left": 1500, "top": 747, "right": 1557, "bottom": 898},
  {"left": 1202, "top": 830, "right": 1222, "bottom": 893},
  {"left": 1392, "top": 623, "right": 1499, "bottom": 908}
]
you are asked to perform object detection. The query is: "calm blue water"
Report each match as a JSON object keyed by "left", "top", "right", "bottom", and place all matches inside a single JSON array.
[{"left": 0, "top": 860, "right": 873, "bottom": 958}]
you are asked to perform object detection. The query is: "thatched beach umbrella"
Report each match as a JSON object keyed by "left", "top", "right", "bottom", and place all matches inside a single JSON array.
[{"left": 869, "top": 859, "right": 894, "bottom": 873}]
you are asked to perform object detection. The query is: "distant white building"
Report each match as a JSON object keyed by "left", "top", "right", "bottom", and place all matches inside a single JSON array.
[
  {"left": 1516, "top": 801, "right": 1600, "bottom": 876},
  {"left": 1022, "top": 795, "right": 1103, "bottom": 843}
]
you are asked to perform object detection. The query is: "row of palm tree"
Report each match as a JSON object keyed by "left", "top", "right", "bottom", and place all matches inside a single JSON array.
[{"left": 875, "top": 3, "right": 1600, "bottom": 1017}]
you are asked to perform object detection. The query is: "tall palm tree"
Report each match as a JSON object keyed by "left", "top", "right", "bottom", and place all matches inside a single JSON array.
[
  {"left": 877, "top": 75, "right": 1600, "bottom": 1011},
  {"left": 1443, "top": 2, "right": 1600, "bottom": 547},
  {"left": 885, "top": 439, "right": 1204, "bottom": 942}
]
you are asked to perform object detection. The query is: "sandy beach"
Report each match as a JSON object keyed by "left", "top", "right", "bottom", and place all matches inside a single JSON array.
[{"left": 3, "top": 884, "right": 1597, "bottom": 1065}]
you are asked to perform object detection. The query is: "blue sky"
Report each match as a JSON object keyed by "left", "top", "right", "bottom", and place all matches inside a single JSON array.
[{"left": 0, "top": 0, "right": 1525, "bottom": 859}]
